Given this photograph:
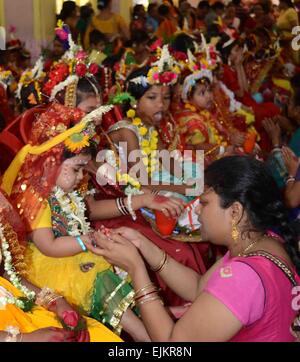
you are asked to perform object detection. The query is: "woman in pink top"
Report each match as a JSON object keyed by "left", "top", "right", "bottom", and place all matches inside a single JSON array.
[{"left": 87, "top": 156, "right": 300, "bottom": 342}]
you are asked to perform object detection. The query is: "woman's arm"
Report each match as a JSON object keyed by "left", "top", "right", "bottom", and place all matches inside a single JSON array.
[
  {"left": 30, "top": 228, "right": 90, "bottom": 258},
  {"left": 88, "top": 230, "right": 241, "bottom": 342}
]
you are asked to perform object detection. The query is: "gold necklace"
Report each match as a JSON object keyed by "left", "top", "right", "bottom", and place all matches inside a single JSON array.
[{"left": 238, "top": 234, "right": 265, "bottom": 257}]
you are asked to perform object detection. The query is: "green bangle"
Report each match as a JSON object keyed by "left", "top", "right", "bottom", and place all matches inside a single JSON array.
[{"left": 76, "top": 236, "right": 87, "bottom": 252}]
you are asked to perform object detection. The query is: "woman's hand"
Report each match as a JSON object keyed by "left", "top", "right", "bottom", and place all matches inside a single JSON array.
[
  {"left": 262, "top": 118, "right": 281, "bottom": 146},
  {"left": 144, "top": 194, "right": 185, "bottom": 218},
  {"left": 86, "top": 230, "right": 145, "bottom": 275},
  {"left": 281, "top": 146, "right": 300, "bottom": 177},
  {"left": 22, "top": 327, "right": 76, "bottom": 342}
]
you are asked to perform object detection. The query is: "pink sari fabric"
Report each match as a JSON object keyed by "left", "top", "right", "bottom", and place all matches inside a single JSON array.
[{"left": 204, "top": 251, "right": 299, "bottom": 342}]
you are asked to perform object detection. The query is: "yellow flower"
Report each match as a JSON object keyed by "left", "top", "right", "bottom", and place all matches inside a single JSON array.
[
  {"left": 132, "top": 117, "right": 142, "bottom": 126},
  {"left": 65, "top": 134, "right": 90, "bottom": 152},
  {"left": 127, "top": 109, "right": 136, "bottom": 119},
  {"left": 143, "top": 147, "right": 151, "bottom": 155},
  {"left": 141, "top": 140, "right": 150, "bottom": 148},
  {"left": 139, "top": 127, "right": 148, "bottom": 136},
  {"left": 152, "top": 130, "right": 158, "bottom": 138}
]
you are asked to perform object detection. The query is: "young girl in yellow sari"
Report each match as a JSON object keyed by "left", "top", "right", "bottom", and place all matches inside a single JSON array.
[{"left": 0, "top": 189, "right": 121, "bottom": 342}]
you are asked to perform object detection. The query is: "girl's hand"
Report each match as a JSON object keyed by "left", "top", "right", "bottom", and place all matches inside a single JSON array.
[
  {"left": 87, "top": 230, "right": 144, "bottom": 275},
  {"left": 144, "top": 194, "right": 185, "bottom": 218},
  {"left": 281, "top": 146, "right": 300, "bottom": 176}
]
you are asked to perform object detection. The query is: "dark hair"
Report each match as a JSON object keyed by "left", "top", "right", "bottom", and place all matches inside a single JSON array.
[
  {"left": 205, "top": 156, "right": 300, "bottom": 274},
  {"left": 131, "top": 30, "right": 150, "bottom": 46},
  {"left": 188, "top": 77, "right": 211, "bottom": 99},
  {"left": 170, "top": 33, "right": 195, "bottom": 53},
  {"left": 89, "top": 29, "right": 107, "bottom": 46},
  {"left": 212, "top": 1, "right": 225, "bottom": 11},
  {"left": 232, "top": 0, "right": 241, "bottom": 5},
  {"left": 280, "top": 0, "right": 295, "bottom": 8},
  {"left": 54, "top": 76, "right": 102, "bottom": 106},
  {"left": 59, "top": 1, "right": 76, "bottom": 20},
  {"left": 158, "top": 4, "right": 170, "bottom": 17},
  {"left": 198, "top": 1, "right": 210, "bottom": 10},
  {"left": 97, "top": 0, "right": 111, "bottom": 10},
  {"left": 148, "top": 3, "right": 157, "bottom": 13},
  {"left": 80, "top": 5, "right": 94, "bottom": 19},
  {"left": 125, "top": 66, "right": 152, "bottom": 100},
  {"left": 133, "top": 4, "right": 145, "bottom": 17},
  {"left": 20, "top": 83, "right": 40, "bottom": 110},
  {"left": 76, "top": 77, "right": 102, "bottom": 105}
]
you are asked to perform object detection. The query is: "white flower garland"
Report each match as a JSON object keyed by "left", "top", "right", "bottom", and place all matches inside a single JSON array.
[
  {"left": 50, "top": 74, "right": 79, "bottom": 101},
  {"left": 219, "top": 82, "right": 242, "bottom": 113},
  {"left": 0, "top": 223, "right": 35, "bottom": 310},
  {"left": 53, "top": 186, "right": 92, "bottom": 236}
]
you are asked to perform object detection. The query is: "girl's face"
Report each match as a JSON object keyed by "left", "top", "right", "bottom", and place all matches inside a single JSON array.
[
  {"left": 56, "top": 153, "right": 91, "bottom": 193},
  {"left": 196, "top": 188, "right": 232, "bottom": 245},
  {"left": 190, "top": 82, "right": 213, "bottom": 110},
  {"left": 77, "top": 94, "right": 102, "bottom": 114},
  {"left": 137, "top": 85, "right": 171, "bottom": 126}
]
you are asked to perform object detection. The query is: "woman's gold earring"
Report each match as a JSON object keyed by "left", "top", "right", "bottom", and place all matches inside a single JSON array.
[{"left": 232, "top": 220, "right": 239, "bottom": 244}]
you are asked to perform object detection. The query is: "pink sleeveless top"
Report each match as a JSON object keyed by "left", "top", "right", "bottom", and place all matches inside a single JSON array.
[{"left": 204, "top": 252, "right": 300, "bottom": 342}]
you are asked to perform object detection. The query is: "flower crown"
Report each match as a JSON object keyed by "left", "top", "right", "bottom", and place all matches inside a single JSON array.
[
  {"left": 129, "top": 45, "right": 181, "bottom": 87},
  {"left": 43, "top": 21, "right": 100, "bottom": 103},
  {"left": 64, "top": 105, "right": 114, "bottom": 154},
  {"left": 16, "top": 57, "right": 45, "bottom": 103},
  {"left": 0, "top": 68, "right": 15, "bottom": 90}
]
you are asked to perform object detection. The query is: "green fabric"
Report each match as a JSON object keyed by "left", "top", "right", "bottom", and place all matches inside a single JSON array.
[{"left": 89, "top": 269, "right": 134, "bottom": 330}]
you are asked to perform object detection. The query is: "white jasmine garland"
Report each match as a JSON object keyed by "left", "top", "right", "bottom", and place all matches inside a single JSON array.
[
  {"left": 53, "top": 186, "right": 92, "bottom": 236},
  {"left": 0, "top": 224, "right": 35, "bottom": 310},
  {"left": 50, "top": 74, "right": 79, "bottom": 101},
  {"left": 219, "top": 82, "right": 242, "bottom": 112}
]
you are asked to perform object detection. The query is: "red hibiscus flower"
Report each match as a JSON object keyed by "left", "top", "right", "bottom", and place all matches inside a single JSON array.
[
  {"left": 89, "top": 63, "right": 99, "bottom": 75},
  {"left": 160, "top": 72, "right": 176, "bottom": 85},
  {"left": 75, "top": 63, "right": 87, "bottom": 77}
]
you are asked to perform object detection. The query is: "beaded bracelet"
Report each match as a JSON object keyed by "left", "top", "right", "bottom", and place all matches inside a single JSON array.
[{"left": 76, "top": 236, "right": 87, "bottom": 252}]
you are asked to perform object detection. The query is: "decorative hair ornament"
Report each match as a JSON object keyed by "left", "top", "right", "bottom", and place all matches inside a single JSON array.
[
  {"left": 64, "top": 105, "right": 114, "bottom": 154},
  {"left": 129, "top": 45, "right": 181, "bottom": 87},
  {"left": 44, "top": 21, "right": 100, "bottom": 103},
  {"left": 16, "top": 57, "right": 45, "bottom": 100}
]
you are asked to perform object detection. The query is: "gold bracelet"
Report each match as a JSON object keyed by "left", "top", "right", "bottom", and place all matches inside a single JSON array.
[
  {"left": 151, "top": 251, "right": 167, "bottom": 272},
  {"left": 135, "top": 282, "right": 155, "bottom": 296},
  {"left": 136, "top": 295, "right": 163, "bottom": 307},
  {"left": 153, "top": 252, "right": 169, "bottom": 273},
  {"left": 135, "top": 287, "right": 159, "bottom": 301},
  {"left": 35, "top": 287, "right": 63, "bottom": 309}
]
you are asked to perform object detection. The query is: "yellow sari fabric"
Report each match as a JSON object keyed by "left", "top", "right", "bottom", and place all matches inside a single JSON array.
[{"left": 0, "top": 277, "right": 122, "bottom": 342}]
